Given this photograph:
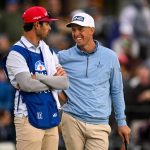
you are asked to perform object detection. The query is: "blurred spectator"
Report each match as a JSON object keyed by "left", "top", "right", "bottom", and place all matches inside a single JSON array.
[
  {"left": 70, "top": 9, "right": 84, "bottom": 18},
  {"left": 83, "top": 0, "right": 115, "bottom": 46},
  {"left": 0, "top": 34, "right": 10, "bottom": 61},
  {"left": 125, "top": 63, "right": 150, "bottom": 149},
  {"left": 130, "top": 63, "right": 150, "bottom": 109},
  {"left": 85, "top": 7, "right": 107, "bottom": 45},
  {"left": 0, "top": 68, "right": 15, "bottom": 113},
  {"left": 85, "top": 0, "right": 103, "bottom": 9},
  {"left": 0, "top": 109, "right": 16, "bottom": 146},
  {"left": 0, "top": 34, "right": 15, "bottom": 148},
  {"left": 112, "top": 24, "right": 140, "bottom": 78},
  {"left": 0, "top": 34, "right": 14, "bottom": 75},
  {"left": 0, "top": 34, "right": 15, "bottom": 112},
  {"left": 47, "top": 0, "right": 70, "bottom": 34},
  {"left": 0, "top": 0, "right": 23, "bottom": 44},
  {"left": 127, "top": 62, "right": 150, "bottom": 124},
  {"left": 112, "top": 24, "right": 139, "bottom": 59},
  {"left": 119, "top": 0, "right": 150, "bottom": 60},
  {"left": 0, "top": 109, "right": 11, "bottom": 128},
  {"left": 47, "top": 0, "right": 62, "bottom": 16},
  {"left": 46, "top": 0, "right": 72, "bottom": 49}
]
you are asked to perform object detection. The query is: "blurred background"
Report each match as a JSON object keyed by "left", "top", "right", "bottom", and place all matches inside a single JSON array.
[{"left": 1, "top": 0, "right": 150, "bottom": 150}]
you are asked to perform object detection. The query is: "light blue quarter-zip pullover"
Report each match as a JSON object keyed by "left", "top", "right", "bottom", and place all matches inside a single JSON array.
[{"left": 58, "top": 41, "right": 127, "bottom": 126}]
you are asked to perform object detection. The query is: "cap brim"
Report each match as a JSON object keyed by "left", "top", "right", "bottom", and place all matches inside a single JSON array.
[
  {"left": 66, "top": 22, "right": 85, "bottom": 28},
  {"left": 39, "top": 17, "right": 58, "bottom": 22},
  {"left": 66, "top": 23, "right": 72, "bottom": 27}
]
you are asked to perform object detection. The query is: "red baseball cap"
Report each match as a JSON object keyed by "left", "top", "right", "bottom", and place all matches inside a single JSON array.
[{"left": 22, "top": 6, "right": 58, "bottom": 23}]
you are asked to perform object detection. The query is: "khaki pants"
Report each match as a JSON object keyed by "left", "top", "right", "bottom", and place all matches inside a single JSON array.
[
  {"left": 61, "top": 113, "right": 111, "bottom": 150},
  {"left": 14, "top": 116, "right": 59, "bottom": 150}
]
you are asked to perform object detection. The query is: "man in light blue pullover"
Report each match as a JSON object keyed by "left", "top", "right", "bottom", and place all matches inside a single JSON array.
[{"left": 58, "top": 12, "right": 131, "bottom": 150}]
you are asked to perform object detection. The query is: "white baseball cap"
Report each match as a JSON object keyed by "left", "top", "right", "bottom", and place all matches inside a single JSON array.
[{"left": 66, "top": 12, "right": 95, "bottom": 28}]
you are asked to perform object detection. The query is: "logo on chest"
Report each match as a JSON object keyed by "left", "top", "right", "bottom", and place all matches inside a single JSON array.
[{"left": 35, "top": 60, "right": 46, "bottom": 72}]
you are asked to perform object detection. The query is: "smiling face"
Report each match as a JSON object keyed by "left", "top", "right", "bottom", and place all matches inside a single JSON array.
[{"left": 71, "top": 24, "right": 95, "bottom": 52}]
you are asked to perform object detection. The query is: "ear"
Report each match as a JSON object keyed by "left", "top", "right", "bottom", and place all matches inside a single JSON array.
[
  {"left": 91, "top": 27, "right": 95, "bottom": 34},
  {"left": 34, "top": 22, "right": 40, "bottom": 29},
  {"left": 89, "top": 27, "right": 95, "bottom": 35}
]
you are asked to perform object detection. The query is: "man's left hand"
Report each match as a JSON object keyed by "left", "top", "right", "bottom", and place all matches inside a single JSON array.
[
  {"left": 55, "top": 66, "right": 67, "bottom": 76},
  {"left": 118, "top": 125, "right": 131, "bottom": 144}
]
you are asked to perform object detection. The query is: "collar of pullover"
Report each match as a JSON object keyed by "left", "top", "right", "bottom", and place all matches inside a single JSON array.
[{"left": 76, "top": 40, "right": 99, "bottom": 55}]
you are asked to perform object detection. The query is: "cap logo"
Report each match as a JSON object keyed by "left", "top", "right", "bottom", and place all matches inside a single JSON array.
[
  {"left": 33, "top": 16, "right": 42, "bottom": 20},
  {"left": 44, "top": 12, "right": 48, "bottom": 16},
  {"left": 72, "top": 16, "right": 84, "bottom": 22}
]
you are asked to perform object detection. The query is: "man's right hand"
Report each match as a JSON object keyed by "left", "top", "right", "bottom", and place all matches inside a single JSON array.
[{"left": 31, "top": 74, "right": 36, "bottom": 79}]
